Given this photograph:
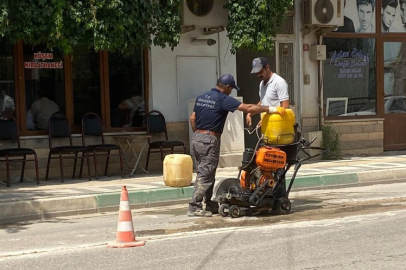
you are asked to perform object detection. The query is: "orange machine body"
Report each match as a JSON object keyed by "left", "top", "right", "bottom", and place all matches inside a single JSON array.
[
  {"left": 240, "top": 146, "right": 287, "bottom": 191},
  {"left": 255, "top": 146, "right": 287, "bottom": 171}
]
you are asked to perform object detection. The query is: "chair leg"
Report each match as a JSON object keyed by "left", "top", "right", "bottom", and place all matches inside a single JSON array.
[
  {"left": 104, "top": 150, "right": 110, "bottom": 176},
  {"left": 79, "top": 152, "right": 85, "bottom": 178},
  {"left": 72, "top": 152, "right": 78, "bottom": 179},
  {"left": 86, "top": 151, "right": 91, "bottom": 181},
  {"left": 45, "top": 152, "right": 52, "bottom": 181},
  {"left": 119, "top": 149, "right": 124, "bottom": 178},
  {"left": 160, "top": 147, "right": 164, "bottom": 163},
  {"left": 94, "top": 151, "right": 98, "bottom": 180},
  {"left": 20, "top": 154, "right": 27, "bottom": 182},
  {"left": 6, "top": 155, "right": 11, "bottom": 187},
  {"left": 59, "top": 152, "right": 64, "bottom": 183},
  {"left": 145, "top": 148, "right": 151, "bottom": 171},
  {"left": 183, "top": 144, "right": 186, "bottom": 153},
  {"left": 34, "top": 153, "right": 40, "bottom": 185}
]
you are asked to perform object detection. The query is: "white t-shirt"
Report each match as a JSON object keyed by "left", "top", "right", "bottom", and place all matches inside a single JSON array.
[
  {"left": 259, "top": 73, "right": 289, "bottom": 106},
  {"left": 31, "top": 97, "right": 60, "bottom": 130}
]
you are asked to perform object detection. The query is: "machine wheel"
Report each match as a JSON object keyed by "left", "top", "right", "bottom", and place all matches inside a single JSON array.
[
  {"left": 273, "top": 198, "right": 291, "bottom": 215},
  {"left": 280, "top": 198, "right": 291, "bottom": 213},
  {"left": 229, "top": 205, "right": 240, "bottom": 218},
  {"left": 213, "top": 178, "right": 243, "bottom": 202},
  {"left": 219, "top": 204, "right": 230, "bottom": 217}
]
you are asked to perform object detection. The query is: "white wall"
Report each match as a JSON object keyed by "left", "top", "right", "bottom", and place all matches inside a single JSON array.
[
  {"left": 301, "top": 32, "right": 319, "bottom": 119},
  {"left": 149, "top": 30, "right": 237, "bottom": 122}
]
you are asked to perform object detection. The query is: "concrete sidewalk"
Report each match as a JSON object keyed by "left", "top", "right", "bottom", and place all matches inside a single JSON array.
[{"left": 1, "top": 153, "right": 406, "bottom": 224}]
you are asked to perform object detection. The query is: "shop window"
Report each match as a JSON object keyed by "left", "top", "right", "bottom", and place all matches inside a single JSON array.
[
  {"left": 0, "top": 39, "right": 15, "bottom": 117},
  {"left": 1, "top": 40, "right": 147, "bottom": 134},
  {"left": 71, "top": 47, "right": 101, "bottom": 126},
  {"left": 384, "top": 42, "right": 406, "bottom": 114},
  {"left": 109, "top": 49, "right": 145, "bottom": 128},
  {"left": 23, "top": 44, "right": 65, "bottom": 130},
  {"left": 323, "top": 38, "right": 376, "bottom": 117}
]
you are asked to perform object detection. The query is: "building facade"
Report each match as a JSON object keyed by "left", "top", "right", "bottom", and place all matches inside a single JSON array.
[{"left": 1, "top": 0, "right": 406, "bottom": 179}]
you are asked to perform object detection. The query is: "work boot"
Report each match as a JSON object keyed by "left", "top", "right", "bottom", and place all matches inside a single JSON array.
[
  {"left": 205, "top": 201, "right": 219, "bottom": 214},
  {"left": 187, "top": 209, "right": 212, "bottom": 217}
]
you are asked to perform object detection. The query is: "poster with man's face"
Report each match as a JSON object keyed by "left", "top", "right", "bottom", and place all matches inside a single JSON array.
[
  {"left": 335, "top": 0, "right": 406, "bottom": 33},
  {"left": 381, "top": 0, "right": 406, "bottom": 32}
]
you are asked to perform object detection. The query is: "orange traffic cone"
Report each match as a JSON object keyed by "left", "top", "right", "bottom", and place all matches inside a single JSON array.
[{"left": 107, "top": 185, "right": 145, "bottom": 248}]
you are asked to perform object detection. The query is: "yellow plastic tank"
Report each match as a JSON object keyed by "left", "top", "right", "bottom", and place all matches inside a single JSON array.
[
  {"left": 261, "top": 109, "right": 295, "bottom": 145},
  {"left": 163, "top": 154, "right": 193, "bottom": 187}
]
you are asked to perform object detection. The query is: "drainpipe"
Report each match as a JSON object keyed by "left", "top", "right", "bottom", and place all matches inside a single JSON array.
[
  {"left": 295, "top": 1, "right": 302, "bottom": 124},
  {"left": 217, "top": 32, "right": 222, "bottom": 76},
  {"left": 317, "top": 33, "right": 323, "bottom": 131}
]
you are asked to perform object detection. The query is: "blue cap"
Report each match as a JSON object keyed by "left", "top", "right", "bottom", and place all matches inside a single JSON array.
[{"left": 217, "top": 74, "right": 240, "bottom": 91}]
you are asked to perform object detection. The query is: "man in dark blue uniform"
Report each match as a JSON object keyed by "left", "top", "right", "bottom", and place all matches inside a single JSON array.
[{"left": 188, "top": 74, "right": 286, "bottom": 217}]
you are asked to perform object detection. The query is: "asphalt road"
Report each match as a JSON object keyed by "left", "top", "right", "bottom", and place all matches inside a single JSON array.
[{"left": 1, "top": 182, "right": 406, "bottom": 269}]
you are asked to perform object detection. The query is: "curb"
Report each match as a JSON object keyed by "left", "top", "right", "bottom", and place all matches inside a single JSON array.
[
  {"left": 1, "top": 169, "right": 406, "bottom": 224},
  {"left": 0, "top": 187, "right": 194, "bottom": 224}
]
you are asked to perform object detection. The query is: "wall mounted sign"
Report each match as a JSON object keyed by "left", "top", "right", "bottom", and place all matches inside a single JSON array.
[
  {"left": 24, "top": 51, "right": 63, "bottom": 69},
  {"left": 329, "top": 48, "right": 369, "bottom": 79}
]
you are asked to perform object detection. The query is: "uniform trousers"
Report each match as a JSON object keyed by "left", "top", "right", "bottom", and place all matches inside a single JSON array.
[{"left": 188, "top": 132, "right": 220, "bottom": 211}]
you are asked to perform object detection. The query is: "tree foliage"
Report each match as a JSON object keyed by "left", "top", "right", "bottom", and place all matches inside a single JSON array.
[
  {"left": 0, "top": 0, "right": 292, "bottom": 54},
  {"left": 0, "top": 0, "right": 181, "bottom": 54},
  {"left": 226, "top": 0, "right": 294, "bottom": 53}
]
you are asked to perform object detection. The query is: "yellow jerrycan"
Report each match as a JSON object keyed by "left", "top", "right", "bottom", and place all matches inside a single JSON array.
[
  {"left": 163, "top": 154, "right": 193, "bottom": 187},
  {"left": 261, "top": 109, "right": 295, "bottom": 145}
]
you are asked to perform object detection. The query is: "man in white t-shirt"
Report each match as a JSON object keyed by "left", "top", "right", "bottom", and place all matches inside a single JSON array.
[
  {"left": 246, "top": 57, "right": 290, "bottom": 199},
  {"left": 31, "top": 89, "right": 60, "bottom": 130},
  {"left": 246, "top": 57, "right": 289, "bottom": 128}
]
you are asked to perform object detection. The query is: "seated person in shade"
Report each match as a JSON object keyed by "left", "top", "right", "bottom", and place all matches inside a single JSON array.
[
  {"left": 118, "top": 96, "right": 144, "bottom": 127},
  {"left": 0, "top": 90, "right": 15, "bottom": 116},
  {"left": 30, "top": 89, "right": 60, "bottom": 130}
]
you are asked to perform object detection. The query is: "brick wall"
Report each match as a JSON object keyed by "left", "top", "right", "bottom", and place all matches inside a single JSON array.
[
  {"left": 301, "top": 117, "right": 319, "bottom": 133},
  {"left": 326, "top": 119, "right": 384, "bottom": 156}
]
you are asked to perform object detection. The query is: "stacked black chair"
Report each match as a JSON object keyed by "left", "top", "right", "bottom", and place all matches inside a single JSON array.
[
  {"left": 45, "top": 113, "right": 90, "bottom": 182},
  {"left": 0, "top": 115, "right": 39, "bottom": 187},
  {"left": 145, "top": 110, "right": 186, "bottom": 171},
  {"left": 80, "top": 113, "right": 124, "bottom": 179}
]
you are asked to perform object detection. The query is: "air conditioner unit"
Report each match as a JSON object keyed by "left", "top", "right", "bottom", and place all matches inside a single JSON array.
[
  {"left": 303, "top": 0, "right": 344, "bottom": 27},
  {"left": 182, "top": 0, "right": 228, "bottom": 29}
]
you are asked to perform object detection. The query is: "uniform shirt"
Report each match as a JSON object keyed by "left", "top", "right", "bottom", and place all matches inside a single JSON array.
[
  {"left": 259, "top": 73, "right": 289, "bottom": 106},
  {"left": 31, "top": 97, "right": 60, "bottom": 130},
  {"left": 193, "top": 88, "right": 241, "bottom": 134}
]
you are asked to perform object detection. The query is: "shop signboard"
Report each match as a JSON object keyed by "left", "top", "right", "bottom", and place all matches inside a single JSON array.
[{"left": 24, "top": 52, "right": 63, "bottom": 69}]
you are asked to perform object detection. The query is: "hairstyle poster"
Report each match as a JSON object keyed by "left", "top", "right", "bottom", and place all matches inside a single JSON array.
[{"left": 336, "top": 0, "right": 406, "bottom": 33}]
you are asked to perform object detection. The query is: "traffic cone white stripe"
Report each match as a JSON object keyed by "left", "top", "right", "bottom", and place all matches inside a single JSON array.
[
  {"left": 119, "top": 201, "right": 131, "bottom": 211},
  {"left": 107, "top": 185, "right": 145, "bottom": 248},
  {"left": 117, "top": 221, "right": 135, "bottom": 232}
]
